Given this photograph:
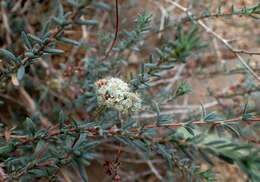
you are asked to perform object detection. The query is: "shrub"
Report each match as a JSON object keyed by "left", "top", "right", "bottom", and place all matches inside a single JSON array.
[{"left": 0, "top": 0, "right": 259, "bottom": 181}]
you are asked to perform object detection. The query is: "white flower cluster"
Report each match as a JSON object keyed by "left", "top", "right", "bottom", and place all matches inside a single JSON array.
[{"left": 96, "top": 77, "right": 142, "bottom": 114}]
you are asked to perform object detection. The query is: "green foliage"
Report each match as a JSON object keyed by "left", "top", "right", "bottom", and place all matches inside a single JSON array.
[
  {"left": 159, "top": 27, "right": 205, "bottom": 63},
  {"left": 0, "top": 1, "right": 259, "bottom": 182}
]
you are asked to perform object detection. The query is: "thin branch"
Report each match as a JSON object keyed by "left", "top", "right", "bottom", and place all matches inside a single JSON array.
[
  {"left": 233, "top": 49, "right": 260, "bottom": 56},
  {"left": 167, "top": 0, "right": 260, "bottom": 82},
  {"left": 10, "top": 117, "right": 260, "bottom": 147},
  {"left": 181, "top": 11, "right": 260, "bottom": 24},
  {"left": 102, "top": 0, "right": 119, "bottom": 61},
  {"left": 198, "top": 21, "right": 260, "bottom": 82},
  {"left": 1, "top": 2, "right": 12, "bottom": 45},
  {"left": 147, "top": 160, "right": 164, "bottom": 180}
]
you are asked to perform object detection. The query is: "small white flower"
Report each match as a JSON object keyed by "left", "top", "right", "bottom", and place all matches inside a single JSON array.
[{"left": 95, "top": 77, "right": 141, "bottom": 114}]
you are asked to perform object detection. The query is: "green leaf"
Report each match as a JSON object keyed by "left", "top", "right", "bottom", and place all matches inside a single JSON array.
[
  {"left": 58, "top": 37, "right": 80, "bottom": 46},
  {"left": 151, "top": 100, "right": 160, "bottom": 123},
  {"left": 81, "top": 141, "right": 100, "bottom": 151},
  {"left": 112, "top": 135, "right": 129, "bottom": 145},
  {"left": 231, "top": 144, "right": 252, "bottom": 151},
  {"left": 199, "top": 149, "right": 215, "bottom": 166},
  {"left": 131, "top": 140, "right": 148, "bottom": 152},
  {"left": 178, "top": 145, "right": 194, "bottom": 160},
  {"left": 17, "top": 66, "right": 25, "bottom": 80},
  {"left": 0, "top": 49, "right": 21, "bottom": 64},
  {"left": 145, "top": 63, "right": 157, "bottom": 69},
  {"left": 204, "top": 140, "right": 227, "bottom": 146},
  {"left": 174, "top": 83, "right": 191, "bottom": 98},
  {"left": 0, "top": 144, "right": 15, "bottom": 156},
  {"left": 73, "top": 19, "right": 99, "bottom": 25},
  {"left": 200, "top": 103, "right": 206, "bottom": 120},
  {"left": 73, "top": 160, "right": 88, "bottom": 182},
  {"left": 44, "top": 49, "right": 64, "bottom": 54},
  {"left": 41, "top": 21, "right": 50, "bottom": 37},
  {"left": 52, "top": 17, "right": 65, "bottom": 26},
  {"left": 123, "top": 118, "right": 137, "bottom": 130},
  {"left": 242, "top": 113, "right": 256, "bottom": 120},
  {"left": 157, "top": 144, "right": 173, "bottom": 168},
  {"left": 25, "top": 52, "right": 37, "bottom": 58},
  {"left": 21, "top": 31, "right": 32, "bottom": 49},
  {"left": 25, "top": 117, "right": 36, "bottom": 134},
  {"left": 57, "top": 2, "right": 64, "bottom": 18},
  {"left": 35, "top": 140, "right": 46, "bottom": 154},
  {"left": 28, "top": 34, "right": 43, "bottom": 44},
  {"left": 204, "top": 112, "right": 218, "bottom": 122},
  {"left": 222, "top": 124, "right": 240, "bottom": 137},
  {"left": 215, "top": 143, "right": 238, "bottom": 149},
  {"left": 158, "top": 65, "right": 174, "bottom": 70},
  {"left": 58, "top": 110, "right": 65, "bottom": 127},
  {"left": 183, "top": 125, "right": 195, "bottom": 136},
  {"left": 218, "top": 153, "right": 234, "bottom": 164}
]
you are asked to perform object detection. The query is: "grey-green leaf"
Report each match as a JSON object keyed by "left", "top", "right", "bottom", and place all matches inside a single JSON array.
[
  {"left": 74, "top": 160, "right": 88, "bottom": 182},
  {"left": 58, "top": 37, "right": 80, "bottom": 46},
  {"left": 28, "top": 34, "right": 43, "bottom": 44},
  {"left": 17, "top": 66, "right": 25, "bottom": 80},
  {"left": 35, "top": 139, "right": 46, "bottom": 154},
  {"left": 73, "top": 19, "right": 99, "bottom": 25},
  {"left": 44, "top": 49, "right": 64, "bottom": 54},
  {"left": 0, "top": 144, "right": 15, "bottom": 156},
  {"left": 21, "top": 31, "right": 32, "bottom": 49},
  {"left": 58, "top": 110, "right": 65, "bottom": 127},
  {"left": 0, "top": 49, "right": 21, "bottom": 64}
]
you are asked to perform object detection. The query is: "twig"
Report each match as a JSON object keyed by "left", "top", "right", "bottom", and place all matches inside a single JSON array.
[
  {"left": 156, "top": 2, "right": 168, "bottom": 39},
  {"left": 181, "top": 11, "right": 260, "bottom": 24},
  {"left": 233, "top": 49, "right": 260, "bottom": 56},
  {"left": 137, "top": 101, "right": 218, "bottom": 119},
  {"left": 149, "top": 64, "right": 184, "bottom": 86},
  {"left": 198, "top": 21, "right": 260, "bottom": 82},
  {"left": 167, "top": 0, "right": 260, "bottom": 82},
  {"left": 102, "top": 0, "right": 119, "bottom": 61},
  {"left": 147, "top": 160, "right": 164, "bottom": 180},
  {"left": 19, "top": 88, "right": 52, "bottom": 127},
  {"left": 1, "top": 2, "right": 12, "bottom": 45},
  {"left": 165, "top": 64, "right": 185, "bottom": 91},
  {"left": 12, "top": 117, "right": 260, "bottom": 147}
]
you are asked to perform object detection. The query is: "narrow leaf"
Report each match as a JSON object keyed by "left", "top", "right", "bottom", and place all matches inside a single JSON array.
[
  {"left": 58, "top": 110, "right": 65, "bottom": 127},
  {"left": 218, "top": 153, "right": 234, "bottom": 164},
  {"left": 35, "top": 140, "right": 46, "bottom": 154},
  {"left": 199, "top": 149, "right": 215, "bottom": 166},
  {"left": 183, "top": 125, "right": 195, "bottom": 136},
  {"left": 17, "top": 66, "right": 25, "bottom": 80},
  {"left": 44, "top": 49, "right": 64, "bottom": 54},
  {"left": 42, "top": 21, "right": 50, "bottom": 37},
  {"left": 74, "top": 160, "right": 88, "bottom": 182},
  {"left": 0, "top": 49, "right": 21, "bottom": 64},
  {"left": 73, "top": 19, "right": 99, "bottom": 25},
  {"left": 28, "top": 34, "right": 43, "bottom": 44},
  {"left": 21, "top": 31, "right": 32, "bottom": 49},
  {"left": 223, "top": 124, "right": 240, "bottom": 137},
  {"left": 58, "top": 37, "right": 80, "bottom": 46}
]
